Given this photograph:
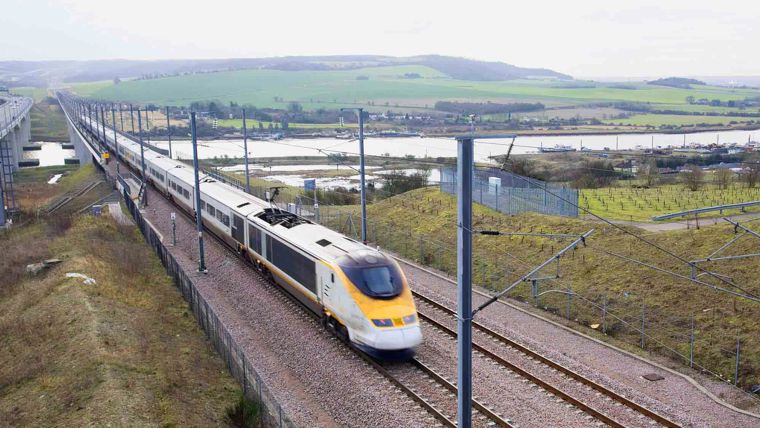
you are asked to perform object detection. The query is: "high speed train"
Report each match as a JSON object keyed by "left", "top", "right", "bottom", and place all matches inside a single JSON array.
[{"left": 81, "top": 115, "right": 422, "bottom": 359}]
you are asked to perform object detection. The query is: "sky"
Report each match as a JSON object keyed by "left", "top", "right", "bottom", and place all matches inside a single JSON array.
[{"left": 1, "top": 0, "right": 759, "bottom": 78}]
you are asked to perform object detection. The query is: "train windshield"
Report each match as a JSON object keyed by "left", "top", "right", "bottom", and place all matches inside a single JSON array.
[{"left": 340, "top": 263, "right": 404, "bottom": 299}]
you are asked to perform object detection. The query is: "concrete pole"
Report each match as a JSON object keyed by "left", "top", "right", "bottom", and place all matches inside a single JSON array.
[
  {"left": 456, "top": 136, "right": 473, "bottom": 428},
  {"left": 144, "top": 108, "right": 150, "bottom": 146},
  {"left": 358, "top": 109, "right": 367, "bottom": 244},
  {"left": 130, "top": 104, "right": 135, "bottom": 134},
  {"left": 166, "top": 106, "right": 172, "bottom": 159},
  {"left": 111, "top": 108, "right": 119, "bottom": 163},
  {"left": 242, "top": 108, "right": 250, "bottom": 193},
  {"left": 100, "top": 104, "right": 107, "bottom": 148},
  {"left": 0, "top": 163, "right": 5, "bottom": 225},
  {"left": 190, "top": 112, "right": 207, "bottom": 272},
  {"left": 137, "top": 108, "right": 147, "bottom": 181}
]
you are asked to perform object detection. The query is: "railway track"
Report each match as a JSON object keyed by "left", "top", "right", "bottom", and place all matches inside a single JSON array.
[
  {"left": 108, "top": 152, "right": 668, "bottom": 427},
  {"left": 43, "top": 179, "right": 104, "bottom": 214},
  {"left": 413, "top": 290, "right": 682, "bottom": 428},
  {"left": 140, "top": 180, "right": 513, "bottom": 428}
]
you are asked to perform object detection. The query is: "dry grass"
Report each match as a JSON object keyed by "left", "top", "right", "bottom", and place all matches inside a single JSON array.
[{"left": 0, "top": 173, "right": 242, "bottom": 426}]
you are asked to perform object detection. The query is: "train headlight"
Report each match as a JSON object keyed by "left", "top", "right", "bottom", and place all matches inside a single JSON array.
[
  {"left": 402, "top": 314, "right": 417, "bottom": 324},
  {"left": 372, "top": 318, "right": 393, "bottom": 327}
]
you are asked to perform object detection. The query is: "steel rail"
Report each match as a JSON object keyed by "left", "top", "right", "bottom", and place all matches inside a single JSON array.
[
  {"left": 414, "top": 290, "right": 682, "bottom": 428},
  {"left": 407, "top": 358, "right": 514, "bottom": 427}
]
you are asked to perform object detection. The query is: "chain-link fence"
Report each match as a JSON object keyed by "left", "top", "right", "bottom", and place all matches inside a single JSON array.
[{"left": 440, "top": 166, "right": 579, "bottom": 217}]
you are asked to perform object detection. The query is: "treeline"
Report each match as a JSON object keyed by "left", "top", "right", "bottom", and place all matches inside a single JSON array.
[{"left": 434, "top": 101, "right": 544, "bottom": 115}]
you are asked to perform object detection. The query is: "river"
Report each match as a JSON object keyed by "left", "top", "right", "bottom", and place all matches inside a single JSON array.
[{"left": 149, "top": 128, "right": 758, "bottom": 163}]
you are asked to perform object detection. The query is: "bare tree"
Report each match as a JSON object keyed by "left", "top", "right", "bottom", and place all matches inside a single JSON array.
[
  {"left": 714, "top": 168, "right": 733, "bottom": 189},
  {"left": 744, "top": 157, "right": 760, "bottom": 188},
  {"left": 682, "top": 164, "right": 704, "bottom": 191},
  {"left": 639, "top": 158, "right": 660, "bottom": 187}
]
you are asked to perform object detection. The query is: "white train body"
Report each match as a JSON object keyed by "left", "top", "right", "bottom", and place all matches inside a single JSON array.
[{"left": 83, "top": 115, "right": 422, "bottom": 358}]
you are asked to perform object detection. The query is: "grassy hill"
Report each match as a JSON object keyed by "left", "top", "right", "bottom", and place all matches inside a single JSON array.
[{"left": 70, "top": 67, "right": 760, "bottom": 123}]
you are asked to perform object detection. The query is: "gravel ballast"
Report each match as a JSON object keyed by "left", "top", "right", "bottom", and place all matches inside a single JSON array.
[{"left": 402, "top": 260, "right": 760, "bottom": 428}]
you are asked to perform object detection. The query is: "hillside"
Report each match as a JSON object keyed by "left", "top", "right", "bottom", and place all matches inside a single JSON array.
[
  {"left": 322, "top": 186, "right": 760, "bottom": 390},
  {"left": 648, "top": 77, "right": 706, "bottom": 89},
  {"left": 0, "top": 55, "right": 570, "bottom": 87},
  {"left": 0, "top": 166, "right": 247, "bottom": 426},
  {"left": 69, "top": 65, "right": 760, "bottom": 115}
]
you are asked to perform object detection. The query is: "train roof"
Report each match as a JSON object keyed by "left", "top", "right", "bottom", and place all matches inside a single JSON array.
[
  {"left": 200, "top": 178, "right": 267, "bottom": 215},
  {"left": 268, "top": 218, "right": 370, "bottom": 263}
]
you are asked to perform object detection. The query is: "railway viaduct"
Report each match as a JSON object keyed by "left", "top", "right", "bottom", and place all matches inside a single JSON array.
[{"left": 0, "top": 95, "right": 32, "bottom": 224}]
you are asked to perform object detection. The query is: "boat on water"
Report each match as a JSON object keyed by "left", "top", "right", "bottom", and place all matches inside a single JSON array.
[{"left": 540, "top": 144, "right": 576, "bottom": 153}]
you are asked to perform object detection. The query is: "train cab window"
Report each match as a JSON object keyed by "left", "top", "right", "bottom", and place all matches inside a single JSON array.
[{"left": 338, "top": 254, "right": 403, "bottom": 299}]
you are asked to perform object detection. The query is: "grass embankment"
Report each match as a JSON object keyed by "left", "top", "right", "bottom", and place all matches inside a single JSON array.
[
  {"left": 11, "top": 88, "right": 69, "bottom": 141},
  {"left": 0, "top": 167, "right": 250, "bottom": 426},
  {"left": 326, "top": 187, "right": 760, "bottom": 393},
  {"left": 581, "top": 183, "right": 760, "bottom": 221}
]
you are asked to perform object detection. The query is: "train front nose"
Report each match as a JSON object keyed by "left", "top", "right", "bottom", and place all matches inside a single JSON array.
[{"left": 355, "top": 325, "right": 423, "bottom": 360}]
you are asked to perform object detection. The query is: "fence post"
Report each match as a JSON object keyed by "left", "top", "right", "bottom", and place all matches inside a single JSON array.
[
  {"left": 601, "top": 296, "right": 607, "bottom": 334},
  {"left": 734, "top": 336, "right": 741, "bottom": 386},
  {"left": 494, "top": 184, "right": 499, "bottom": 211},
  {"left": 640, "top": 303, "right": 646, "bottom": 349},
  {"left": 531, "top": 279, "right": 538, "bottom": 307},
  {"left": 566, "top": 284, "right": 572, "bottom": 320},
  {"left": 418, "top": 235, "right": 423, "bottom": 262},
  {"left": 689, "top": 315, "right": 695, "bottom": 368}
]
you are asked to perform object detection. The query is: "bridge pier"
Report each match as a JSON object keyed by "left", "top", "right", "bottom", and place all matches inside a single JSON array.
[
  {"left": 66, "top": 119, "right": 93, "bottom": 166},
  {"left": 0, "top": 96, "right": 33, "bottom": 225}
]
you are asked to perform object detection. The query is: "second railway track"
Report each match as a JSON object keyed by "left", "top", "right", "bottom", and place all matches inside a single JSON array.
[
  {"left": 413, "top": 290, "right": 682, "bottom": 428},
  {"left": 159, "top": 184, "right": 513, "bottom": 427}
]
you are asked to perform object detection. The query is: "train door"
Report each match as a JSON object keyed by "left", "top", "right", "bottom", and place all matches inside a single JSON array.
[{"left": 231, "top": 214, "right": 244, "bottom": 244}]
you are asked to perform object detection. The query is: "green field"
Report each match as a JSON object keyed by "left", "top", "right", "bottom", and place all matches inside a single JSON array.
[
  {"left": 604, "top": 114, "right": 758, "bottom": 127},
  {"left": 70, "top": 66, "right": 760, "bottom": 114},
  {"left": 581, "top": 183, "right": 760, "bottom": 221}
]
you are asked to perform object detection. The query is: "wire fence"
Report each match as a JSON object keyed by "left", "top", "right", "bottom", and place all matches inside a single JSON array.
[
  {"left": 199, "top": 160, "right": 758, "bottom": 390},
  {"left": 440, "top": 167, "right": 580, "bottom": 217},
  {"left": 121, "top": 186, "right": 296, "bottom": 428}
]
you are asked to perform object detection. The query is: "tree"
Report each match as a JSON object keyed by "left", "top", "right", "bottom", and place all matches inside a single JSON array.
[
  {"left": 744, "top": 156, "right": 760, "bottom": 188},
  {"left": 681, "top": 164, "right": 704, "bottom": 191},
  {"left": 685, "top": 95, "right": 695, "bottom": 104},
  {"left": 714, "top": 168, "right": 733, "bottom": 189},
  {"left": 639, "top": 158, "right": 660, "bottom": 187},
  {"left": 113, "top": 76, "right": 121, "bottom": 85},
  {"left": 287, "top": 102, "right": 303, "bottom": 113}
]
